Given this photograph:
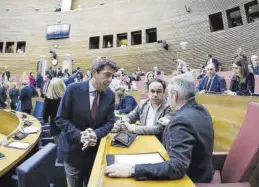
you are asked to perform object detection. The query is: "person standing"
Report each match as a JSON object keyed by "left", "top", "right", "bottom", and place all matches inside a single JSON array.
[
  {"left": 56, "top": 57, "right": 119, "bottom": 187},
  {"left": 9, "top": 82, "right": 19, "bottom": 110}
]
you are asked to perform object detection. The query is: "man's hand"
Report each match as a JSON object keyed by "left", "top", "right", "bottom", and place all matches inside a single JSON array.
[
  {"left": 81, "top": 128, "right": 97, "bottom": 150},
  {"left": 114, "top": 120, "right": 123, "bottom": 130},
  {"left": 157, "top": 117, "right": 170, "bottom": 126},
  {"left": 114, "top": 110, "right": 120, "bottom": 115},
  {"left": 105, "top": 164, "right": 134, "bottom": 178},
  {"left": 199, "top": 90, "right": 206, "bottom": 94},
  {"left": 121, "top": 121, "right": 136, "bottom": 133},
  {"left": 224, "top": 90, "right": 236, "bottom": 96}
]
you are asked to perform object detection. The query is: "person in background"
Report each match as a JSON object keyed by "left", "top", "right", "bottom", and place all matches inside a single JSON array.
[
  {"left": 29, "top": 72, "right": 36, "bottom": 87},
  {"left": 2, "top": 67, "right": 10, "bottom": 82},
  {"left": 176, "top": 59, "right": 188, "bottom": 73},
  {"left": 63, "top": 68, "right": 70, "bottom": 79},
  {"left": 106, "top": 74, "right": 214, "bottom": 183},
  {"left": 153, "top": 66, "right": 161, "bottom": 76},
  {"left": 55, "top": 4, "right": 61, "bottom": 12},
  {"left": 235, "top": 47, "right": 247, "bottom": 62},
  {"left": 0, "top": 83, "right": 8, "bottom": 109},
  {"left": 109, "top": 72, "right": 121, "bottom": 92},
  {"left": 9, "top": 82, "right": 19, "bottom": 110},
  {"left": 197, "top": 63, "right": 226, "bottom": 93},
  {"left": 251, "top": 55, "right": 259, "bottom": 75},
  {"left": 56, "top": 57, "right": 119, "bottom": 187},
  {"left": 115, "top": 88, "right": 137, "bottom": 114},
  {"left": 20, "top": 80, "right": 38, "bottom": 114},
  {"left": 197, "top": 69, "right": 207, "bottom": 80},
  {"left": 136, "top": 66, "right": 145, "bottom": 76},
  {"left": 114, "top": 78, "right": 172, "bottom": 140},
  {"left": 205, "top": 54, "right": 221, "bottom": 72},
  {"left": 36, "top": 73, "right": 43, "bottom": 89},
  {"left": 43, "top": 78, "right": 66, "bottom": 143},
  {"left": 225, "top": 56, "right": 255, "bottom": 96},
  {"left": 145, "top": 71, "right": 155, "bottom": 90},
  {"left": 41, "top": 74, "right": 51, "bottom": 98},
  {"left": 20, "top": 72, "right": 28, "bottom": 84},
  {"left": 56, "top": 67, "right": 63, "bottom": 78}
]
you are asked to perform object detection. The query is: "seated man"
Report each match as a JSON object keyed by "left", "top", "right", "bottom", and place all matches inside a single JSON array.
[
  {"left": 115, "top": 88, "right": 137, "bottom": 114},
  {"left": 106, "top": 74, "right": 214, "bottom": 183},
  {"left": 114, "top": 78, "right": 172, "bottom": 137},
  {"left": 197, "top": 63, "right": 226, "bottom": 93}
]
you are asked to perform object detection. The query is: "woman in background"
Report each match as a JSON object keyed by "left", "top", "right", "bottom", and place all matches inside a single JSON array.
[
  {"left": 225, "top": 56, "right": 255, "bottom": 96},
  {"left": 29, "top": 72, "right": 36, "bottom": 87},
  {"left": 43, "top": 78, "right": 66, "bottom": 144}
]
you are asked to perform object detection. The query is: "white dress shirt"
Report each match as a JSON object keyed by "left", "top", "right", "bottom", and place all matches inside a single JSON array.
[{"left": 146, "top": 103, "right": 160, "bottom": 126}]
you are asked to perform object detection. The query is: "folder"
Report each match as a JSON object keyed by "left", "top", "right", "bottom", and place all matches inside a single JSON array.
[{"left": 106, "top": 152, "right": 165, "bottom": 166}]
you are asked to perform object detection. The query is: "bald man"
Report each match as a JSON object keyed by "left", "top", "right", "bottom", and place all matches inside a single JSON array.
[{"left": 197, "top": 63, "right": 226, "bottom": 93}]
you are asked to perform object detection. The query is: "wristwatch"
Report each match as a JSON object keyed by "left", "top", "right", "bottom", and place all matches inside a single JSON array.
[{"left": 130, "top": 165, "right": 135, "bottom": 177}]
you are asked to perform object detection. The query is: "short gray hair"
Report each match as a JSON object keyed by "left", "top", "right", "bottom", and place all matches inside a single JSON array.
[
  {"left": 168, "top": 74, "right": 195, "bottom": 100},
  {"left": 91, "top": 57, "right": 119, "bottom": 73}
]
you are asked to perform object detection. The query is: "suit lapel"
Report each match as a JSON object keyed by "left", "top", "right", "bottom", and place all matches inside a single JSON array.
[{"left": 80, "top": 81, "right": 93, "bottom": 126}]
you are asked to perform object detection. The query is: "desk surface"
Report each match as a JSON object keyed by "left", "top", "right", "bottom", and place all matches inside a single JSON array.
[
  {"left": 0, "top": 111, "right": 41, "bottom": 177},
  {"left": 88, "top": 134, "right": 195, "bottom": 187}
]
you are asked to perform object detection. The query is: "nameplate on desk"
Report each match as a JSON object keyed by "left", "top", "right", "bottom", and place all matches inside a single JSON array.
[
  {"left": 5, "top": 141, "right": 32, "bottom": 150},
  {"left": 107, "top": 152, "right": 165, "bottom": 166}
]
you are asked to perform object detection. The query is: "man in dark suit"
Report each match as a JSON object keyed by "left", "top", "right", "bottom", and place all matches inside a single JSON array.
[
  {"left": 56, "top": 57, "right": 119, "bottom": 187},
  {"left": 115, "top": 87, "right": 137, "bottom": 114},
  {"left": 0, "top": 83, "right": 8, "bottom": 108},
  {"left": 197, "top": 63, "right": 226, "bottom": 93},
  {"left": 20, "top": 81, "right": 38, "bottom": 114},
  {"left": 105, "top": 74, "right": 214, "bottom": 183}
]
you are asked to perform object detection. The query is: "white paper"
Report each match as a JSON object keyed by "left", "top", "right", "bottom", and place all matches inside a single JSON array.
[
  {"left": 114, "top": 153, "right": 164, "bottom": 165},
  {"left": 8, "top": 141, "right": 31, "bottom": 149},
  {"left": 23, "top": 127, "right": 40, "bottom": 134}
]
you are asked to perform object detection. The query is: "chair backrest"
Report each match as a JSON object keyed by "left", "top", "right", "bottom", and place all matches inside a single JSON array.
[
  {"left": 33, "top": 100, "right": 44, "bottom": 119},
  {"left": 221, "top": 102, "right": 259, "bottom": 183},
  {"left": 16, "top": 143, "right": 57, "bottom": 187}
]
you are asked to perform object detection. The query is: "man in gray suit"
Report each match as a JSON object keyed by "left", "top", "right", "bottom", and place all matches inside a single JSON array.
[
  {"left": 106, "top": 74, "right": 214, "bottom": 183},
  {"left": 114, "top": 78, "right": 172, "bottom": 137}
]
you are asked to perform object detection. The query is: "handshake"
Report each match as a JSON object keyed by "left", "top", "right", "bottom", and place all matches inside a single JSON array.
[{"left": 81, "top": 128, "right": 97, "bottom": 151}]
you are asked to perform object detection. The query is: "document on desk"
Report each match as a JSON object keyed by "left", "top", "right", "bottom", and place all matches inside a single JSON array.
[
  {"left": 107, "top": 152, "right": 165, "bottom": 166},
  {"left": 23, "top": 127, "right": 40, "bottom": 134},
  {"left": 5, "top": 141, "right": 31, "bottom": 150}
]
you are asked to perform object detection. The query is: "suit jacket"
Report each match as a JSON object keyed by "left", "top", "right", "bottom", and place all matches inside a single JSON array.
[
  {"left": 56, "top": 80, "right": 115, "bottom": 167},
  {"left": 197, "top": 74, "right": 226, "bottom": 93},
  {"left": 126, "top": 98, "right": 172, "bottom": 136},
  {"left": 20, "top": 86, "right": 38, "bottom": 110},
  {"left": 230, "top": 73, "right": 255, "bottom": 95},
  {"left": 9, "top": 88, "right": 19, "bottom": 106},
  {"left": 115, "top": 95, "right": 137, "bottom": 114},
  {"left": 0, "top": 86, "right": 7, "bottom": 108},
  {"left": 135, "top": 97, "right": 214, "bottom": 183}
]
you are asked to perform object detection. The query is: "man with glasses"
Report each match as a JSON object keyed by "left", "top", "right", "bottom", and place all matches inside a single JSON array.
[
  {"left": 197, "top": 63, "right": 226, "bottom": 93},
  {"left": 56, "top": 57, "right": 119, "bottom": 187},
  {"left": 105, "top": 74, "right": 214, "bottom": 183},
  {"left": 114, "top": 78, "right": 172, "bottom": 139}
]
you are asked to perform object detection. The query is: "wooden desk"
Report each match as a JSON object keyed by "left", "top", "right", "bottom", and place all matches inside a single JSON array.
[
  {"left": 88, "top": 134, "right": 195, "bottom": 187},
  {"left": 196, "top": 94, "right": 259, "bottom": 151},
  {"left": 0, "top": 110, "right": 41, "bottom": 177}
]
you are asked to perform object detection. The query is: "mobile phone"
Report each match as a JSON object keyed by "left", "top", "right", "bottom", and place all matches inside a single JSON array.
[{"left": 0, "top": 152, "right": 6, "bottom": 160}]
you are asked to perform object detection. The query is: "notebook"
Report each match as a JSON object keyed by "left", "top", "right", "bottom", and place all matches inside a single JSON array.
[{"left": 107, "top": 152, "right": 165, "bottom": 166}]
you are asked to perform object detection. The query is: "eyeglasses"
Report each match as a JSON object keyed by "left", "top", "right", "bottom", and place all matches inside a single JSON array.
[{"left": 232, "top": 67, "right": 239, "bottom": 70}]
